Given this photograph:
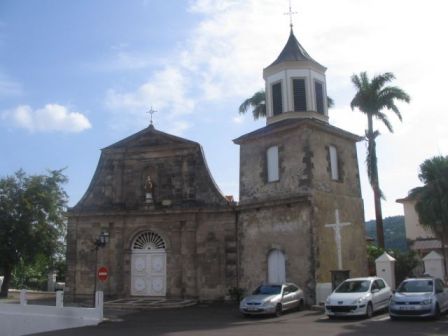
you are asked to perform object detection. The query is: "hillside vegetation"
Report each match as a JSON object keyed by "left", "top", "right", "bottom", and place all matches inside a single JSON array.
[{"left": 365, "top": 216, "right": 407, "bottom": 251}]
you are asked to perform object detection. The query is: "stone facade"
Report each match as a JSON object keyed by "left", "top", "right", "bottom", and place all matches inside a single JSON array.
[
  {"left": 234, "top": 118, "right": 368, "bottom": 303},
  {"left": 66, "top": 126, "right": 237, "bottom": 300}
]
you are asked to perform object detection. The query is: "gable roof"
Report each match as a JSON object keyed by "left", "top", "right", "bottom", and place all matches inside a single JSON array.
[{"left": 103, "top": 124, "right": 197, "bottom": 151}]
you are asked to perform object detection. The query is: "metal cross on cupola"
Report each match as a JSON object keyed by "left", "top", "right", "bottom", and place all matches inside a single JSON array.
[
  {"left": 284, "top": 0, "right": 298, "bottom": 29},
  {"left": 146, "top": 106, "right": 157, "bottom": 126}
]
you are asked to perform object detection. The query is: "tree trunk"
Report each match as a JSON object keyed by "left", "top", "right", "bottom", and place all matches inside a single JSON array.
[
  {"left": 0, "top": 264, "right": 12, "bottom": 298},
  {"left": 373, "top": 185, "right": 385, "bottom": 249},
  {"left": 367, "top": 114, "right": 385, "bottom": 249}
]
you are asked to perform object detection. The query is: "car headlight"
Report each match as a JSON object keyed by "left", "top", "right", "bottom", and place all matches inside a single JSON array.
[
  {"left": 262, "top": 299, "right": 276, "bottom": 307},
  {"left": 421, "top": 298, "right": 432, "bottom": 305},
  {"left": 352, "top": 297, "right": 367, "bottom": 305}
]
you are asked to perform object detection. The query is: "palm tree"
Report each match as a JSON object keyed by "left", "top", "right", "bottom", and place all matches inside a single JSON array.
[
  {"left": 350, "top": 72, "right": 410, "bottom": 248},
  {"left": 410, "top": 156, "right": 448, "bottom": 277},
  {"left": 239, "top": 90, "right": 334, "bottom": 119},
  {"left": 239, "top": 90, "right": 266, "bottom": 120}
]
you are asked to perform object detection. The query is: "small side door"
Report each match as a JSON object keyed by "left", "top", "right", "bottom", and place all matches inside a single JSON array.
[
  {"left": 370, "top": 281, "right": 381, "bottom": 311},
  {"left": 435, "top": 279, "right": 448, "bottom": 312},
  {"left": 376, "top": 279, "right": 391, "bottom": 310},
  {"left": 281, "top": 285, "right": 296, "bottom": 310}
]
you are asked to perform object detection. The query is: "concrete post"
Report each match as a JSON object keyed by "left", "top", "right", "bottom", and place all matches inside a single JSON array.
[
  {"left": 95, "top": 291, "right": 104, "bottom": 321},
  {"left": 56, "top": 290, "right": 64, "bottom": 308},
  {"left": 423, "top": 251, "right": 444, "bottom": 279},
  {"left": 375, "top": 252, "right": 396, "bottom": 289},
  {"left": 20, "top": 289, "right": 27, "bottom": 305},
  {"left": 47, "top": 270, "right": 57, "bottom": 292}
]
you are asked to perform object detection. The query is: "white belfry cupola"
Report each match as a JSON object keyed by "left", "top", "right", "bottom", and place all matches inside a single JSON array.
[{"left": 264, "top": 28, "right": 328, "bottom": 125}]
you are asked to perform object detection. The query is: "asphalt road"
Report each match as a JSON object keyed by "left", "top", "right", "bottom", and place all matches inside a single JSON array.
[{"left": 33, "top": 303, "right": 448, "bottom": 336}]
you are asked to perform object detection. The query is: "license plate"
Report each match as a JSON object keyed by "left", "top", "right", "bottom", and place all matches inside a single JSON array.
[{"left": 399, "top": 306, "right": 415, "bottom": 310}]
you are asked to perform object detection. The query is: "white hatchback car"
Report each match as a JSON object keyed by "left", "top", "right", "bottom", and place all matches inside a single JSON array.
[
  {"left": 389, "top": 277, "right": 448, "bottom": 319},
  {"left": 325, "top": 277, "right": 392, "bottom": 318}
]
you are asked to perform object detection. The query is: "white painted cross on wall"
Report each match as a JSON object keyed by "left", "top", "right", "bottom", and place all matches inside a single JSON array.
[{"left": 325, "top": 209, "right": 351, "bottom": 270}]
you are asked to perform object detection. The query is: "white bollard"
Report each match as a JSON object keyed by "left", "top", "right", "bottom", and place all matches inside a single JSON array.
[
  {"left": 56, "top": 290, "right": 64, "bottom": 308},
  {"left": 95, "top": 291, "right": 104, "bottom": 321},
  {"left": 20, "top": 289, "right": 27, "bottom": 306},
  {"left": 375, "top": 252, "right": 396, "bottom": 290}
]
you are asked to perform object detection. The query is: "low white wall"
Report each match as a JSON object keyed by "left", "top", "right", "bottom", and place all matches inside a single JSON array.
[
  {"left": 0, "top": 291, "right": 103, "bottom": 336},
  {"left": 315, "top": 282, "right": 332, "bottom": 305}
]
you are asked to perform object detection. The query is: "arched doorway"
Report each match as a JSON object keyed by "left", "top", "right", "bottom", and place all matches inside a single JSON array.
[
  {"left": 131, "top": 231, "right": 166, "bottom": 296},
  {"left": 268, "top": 249, "right": 286, "bottom": 283}
]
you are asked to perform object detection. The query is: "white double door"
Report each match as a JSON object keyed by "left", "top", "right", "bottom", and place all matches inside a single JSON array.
[{"left": 131, "top": 251, "right": 166, "bottom": 296}]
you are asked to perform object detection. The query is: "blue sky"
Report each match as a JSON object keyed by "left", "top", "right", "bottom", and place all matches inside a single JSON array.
[{"left": 1, "top": 0, "right": 448, "bottom": 221}]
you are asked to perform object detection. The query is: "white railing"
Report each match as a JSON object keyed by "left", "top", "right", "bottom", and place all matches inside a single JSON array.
[{"left": 0, "top": 290, "right": 103, "bottom": 336}]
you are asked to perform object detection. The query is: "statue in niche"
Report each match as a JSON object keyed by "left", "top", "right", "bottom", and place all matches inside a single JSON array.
[{"left": 144, "top": 175, "right": 154, "bottom": 203}]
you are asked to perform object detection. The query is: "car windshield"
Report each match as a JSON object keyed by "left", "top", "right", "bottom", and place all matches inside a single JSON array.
[
  {"left": 253, "top": 285, "right": 282, "bottom": 295},
  {"left": 335, "top": 280, "right": 371, "bottom": 293},
  {"left": 397, "top": 280, "right": 433, "bottom": 293}
]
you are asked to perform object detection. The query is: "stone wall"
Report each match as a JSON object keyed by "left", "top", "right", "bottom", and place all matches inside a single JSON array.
[
  {"left": 66, "top": 126, "right": 235, "bottom": 301},
  {"left": 238, "top": 201, "right": 316, "bottom": 303}
]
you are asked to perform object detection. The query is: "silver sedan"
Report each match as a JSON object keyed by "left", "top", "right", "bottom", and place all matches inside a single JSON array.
[{"left": 239, "top": 283, "right": 305, "bottom": 317}]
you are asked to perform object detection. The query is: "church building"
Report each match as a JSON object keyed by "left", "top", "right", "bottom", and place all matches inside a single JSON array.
[{"left": 66, "top": 26, "right": 368, "bottom": 304}]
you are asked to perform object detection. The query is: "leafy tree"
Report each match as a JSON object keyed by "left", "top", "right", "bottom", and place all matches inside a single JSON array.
[
  {"left": 0, "top": 169, "right": 67, "bottom": 297},
  {"left": 351, "top": 72, "right": 410, "bottom": 248},
  {"left": 410, "top": 155, "right": 448, "bottom": 277},
  {"left": 238, "top": 90, "right": 334, "bottom": 120}
]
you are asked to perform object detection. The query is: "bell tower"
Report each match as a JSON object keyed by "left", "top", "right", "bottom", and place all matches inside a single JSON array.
[
  {"left": 234, "top": 5, "right": 367, "bottom": 303},
  {"left": 264, "top": 27, "right": 328, "bottom": 125}
]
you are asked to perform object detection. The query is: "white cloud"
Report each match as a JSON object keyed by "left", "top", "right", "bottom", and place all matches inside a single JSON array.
[
  {"left": 2, "top": 104, "right": 92, "bottom": 133},
  {"left": 166, "top": 120, "right": 191, "bottom": 136},
  {"left": 232, "top": 114, "right": 245, "bottom": 124},
  {"left": 105, "top": 66, "right": 195, "bottom": 129},
  {"left": 0, "top": 76, "right": 22, "bottom": 97}
]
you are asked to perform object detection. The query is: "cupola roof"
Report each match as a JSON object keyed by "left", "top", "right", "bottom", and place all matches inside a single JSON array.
[{"left": 268, "top": 28, "right": 323, "bottom": 68}]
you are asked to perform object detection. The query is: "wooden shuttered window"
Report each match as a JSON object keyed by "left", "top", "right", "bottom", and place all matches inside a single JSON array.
[
  {"left": 267, "top": 146, "right": 279, "bottom": 182},
  {"left": 272, "top": 82, "right": 283, "bottom": 115},
  {"left": 293, "top": 79, "right": 307, "bottom": 111},
  {"left": 315, "top": 81, "right": 324, "bottom": 114},
  {"left": 329, "top": 145, "right": 339, "bottom": 180}
]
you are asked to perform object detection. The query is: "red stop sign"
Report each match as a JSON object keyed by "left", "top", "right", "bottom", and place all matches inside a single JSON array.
[{"left": 97, "top": 266, "right": 108, "bottom": 282}]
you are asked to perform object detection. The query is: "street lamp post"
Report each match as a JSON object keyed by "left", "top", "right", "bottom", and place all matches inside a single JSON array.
[{"left": 93, "top": 231, "right": 109, "bottom": 306}]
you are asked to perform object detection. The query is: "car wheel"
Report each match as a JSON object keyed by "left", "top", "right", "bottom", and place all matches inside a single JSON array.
[
  {"left": 275, "top": 304, "right": 282, "bottom": 317},
  {"left": 297, "top": 299, "right": 304, "bottom": 311},
  {"left": 365, "top": 302, "right": 373, "bottom": 319},
  {"left": 433, "top": 304, "right": 441, "bottom": 320}
]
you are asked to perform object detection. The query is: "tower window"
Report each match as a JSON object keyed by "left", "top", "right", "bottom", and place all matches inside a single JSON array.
[
  {"left": 293, "top": 79, "right": 307, "bottom": 111},
  {"left": 272, "top": 82, "right": 283, "bottom": 115},
  {"left": 329, "top": 145, "right": 339, "bottom": 180},
  {"left": 267, "top": 146, "right": 279, "bottom": 182},
  {"left": 315, "top": 81, "right": 324, "bottom": 114}
]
